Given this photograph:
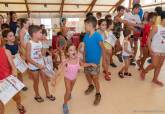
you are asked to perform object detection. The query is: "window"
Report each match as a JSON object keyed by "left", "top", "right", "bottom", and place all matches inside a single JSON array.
[
  {"left": 41, "top": 18, "right": 52, "bottom": 28},
  {"left": 67, "top": 18, "right": 80, "bottom": 22},
  {"left": 67, "top": 18, "right": 81, "bottom": 32},
  {"left": 41, "top": 18, "right": 52, "bottom": 40}
]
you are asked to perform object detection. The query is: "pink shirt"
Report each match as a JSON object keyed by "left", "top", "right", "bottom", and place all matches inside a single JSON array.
[{"left": 64, "top": 59, "right": 80, "bottom": 80}]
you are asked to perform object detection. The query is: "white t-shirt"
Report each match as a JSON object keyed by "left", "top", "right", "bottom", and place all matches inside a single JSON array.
[
  {"left": 28, "top": 40, "right": 44, "bottom": 70},
  {"left": 151, "top": 25, "right": 165, "bottom": 53},
  {"left": 122, "top": 40, "right": 132, "bottom": 56},
  {"left": 124, "top": 12, "right": 141, "bottom": 24}
]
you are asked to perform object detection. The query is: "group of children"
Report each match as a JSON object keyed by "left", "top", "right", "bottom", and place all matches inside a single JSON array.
[{"left": 0, "top": 4, "right": 165, "bottom": 114}]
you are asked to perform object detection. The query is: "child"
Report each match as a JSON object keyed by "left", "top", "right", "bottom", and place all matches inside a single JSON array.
[
  {"left": 26, "top": 25, "right": 55, "bottom": 102},
  {"left": 137, "top": 12, "right": 157, "bottom": 70},
  {"left": 41, "top": 29, "right": 54, "bottom": 77},
  {"left": 128, "top": 4, "right": 142, "bottom": 65},
  {"left": 19, "top": 18, "right": 31, "bottom": 60},
  {"left": 0, "top": 36, "right": 26, "bottom": 114},
  {"left": 105, "top": 19, "right": 117, "bottom": 68},
  {"left": 139, "top": 12, "right": 149, "bottom": 58},
  {"left": 52, "top": 44, "right": 96, "bottom": 114},
  {"left": 118, "top": 29, "right": 133, "bottom": 78},
  {"left": 140, "top": 12, "right": 165, "bottom": 87},
  {"left": 113, "top": 6, "right": 125, "bottom": 63},
  {"left": 41, "top": 29, "right": 50, "bottom": 57},
  {"left": 83, "top": 16, "right": 104, "bottom": 105},
  {"left": 2, "top": 29, "right": 28, "bottom": 91},
  {"left": 56, "top": 32, "right": 67, "bottom": 63},
  {"left": 114, "top": 6, "right": 139, "bottom": 63},
  {"left": 97, "top": 19, "right": 111, "bottom": 81}
]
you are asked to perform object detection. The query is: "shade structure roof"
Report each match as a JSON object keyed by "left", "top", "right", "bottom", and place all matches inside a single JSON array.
[{"left": 0, "top": 0, "right": 165, "bottom": 18}]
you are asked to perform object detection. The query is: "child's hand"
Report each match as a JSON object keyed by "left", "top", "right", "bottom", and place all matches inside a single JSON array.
[
  {"left": 12, "top": 71, "right": 17, "bottom": 77},
  {"left": 89, "top": 63, "right": 97, "bottom": 67},
  {"left": 38, "top": 64, "right": 45, "bottom": 69}
]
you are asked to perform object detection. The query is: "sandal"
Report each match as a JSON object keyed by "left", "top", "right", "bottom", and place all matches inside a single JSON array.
[
  {"left": 46, "top": 95, "right": 56, "bottom": 101},
  {"left": 103, "top": 70, "right": 111, "bottom": 75},
  {"left": 104, "top": 74, "right": 111, "bottom": 81},
  {"left": 124, "top": 72, "right": 132, "bottom": 76},
  {"left": 17, "top": 105, "right": 26, "bottom": 114},
  {"left": 34, "top": 96, "right": 44, "bottom": 103},
  {"left": 118, "top": 72, "right": 124, "bottom": 79}
]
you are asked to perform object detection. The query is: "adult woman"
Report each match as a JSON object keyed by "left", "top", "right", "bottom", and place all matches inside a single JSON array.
[{"left": 9, "top": 12, "right": 18, "bottom": 35}]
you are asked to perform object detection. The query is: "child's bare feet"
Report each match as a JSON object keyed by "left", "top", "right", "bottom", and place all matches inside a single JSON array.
[
  {"left": 152, "top": 80, "right": 164, "bottom": 87},
  {"left": 140, "top": 70, "right": 146, "bottom": 80}
]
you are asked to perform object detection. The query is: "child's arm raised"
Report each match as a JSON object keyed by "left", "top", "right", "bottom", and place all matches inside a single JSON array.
[
  {"left": 26, "top": 42, "right": 44, "bottom": 69},
  {"left": 5, "top": 49, "right": 17, "bottom": 76}
]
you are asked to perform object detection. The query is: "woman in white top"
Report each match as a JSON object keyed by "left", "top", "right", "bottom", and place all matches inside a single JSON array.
[
  {"left": 141, "top": 12, "right": 165, "bottom": 87},
  {"left": 118, "top": 29, "right": 133, "bottom": 78}
]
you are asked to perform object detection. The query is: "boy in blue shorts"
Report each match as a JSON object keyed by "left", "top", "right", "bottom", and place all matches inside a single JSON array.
[{"left": 83, "top": 16, "right": 105, "bottom": 105}]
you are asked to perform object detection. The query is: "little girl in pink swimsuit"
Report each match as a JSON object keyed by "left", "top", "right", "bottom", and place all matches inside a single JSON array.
[{"left": 52, "top": 44, "right": 96, "bottom": 114}]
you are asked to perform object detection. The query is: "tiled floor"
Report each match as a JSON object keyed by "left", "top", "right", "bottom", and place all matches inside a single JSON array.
[{"left": 5, "top": 58, "right": 165, "bottom": 114}]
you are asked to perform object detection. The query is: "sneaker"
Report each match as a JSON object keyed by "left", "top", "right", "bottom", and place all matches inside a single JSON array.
[
  {"left": 94, "top": 93, "right": 101, "bottom": 105},
  {"left": 85, "top": 85, "right": 94, "bottom": 95},
  {"left": 22, "top": 87, "right": 28, "bottom": 91},
  {"left": 110, "top": 62, "right": 117, "bottom": 68},
  {"left": 63, "top": 104, "right": 69, "bottom": 114},
  {"left": 117, "top": 54, "right": 123, "bottom": 63}
]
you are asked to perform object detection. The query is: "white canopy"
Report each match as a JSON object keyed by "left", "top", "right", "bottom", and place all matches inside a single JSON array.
[{"left": 0, "top": 0, "right": 165, "bottom": 18}]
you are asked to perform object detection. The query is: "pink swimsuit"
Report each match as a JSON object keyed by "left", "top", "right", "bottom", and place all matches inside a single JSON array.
[{"left": 64, "top": 59, "right": 80, "bottom": 80}]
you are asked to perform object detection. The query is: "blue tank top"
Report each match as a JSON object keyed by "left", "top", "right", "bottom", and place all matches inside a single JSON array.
[{"left": 5, "top": 44, "right": 19, "bottom": 55}]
